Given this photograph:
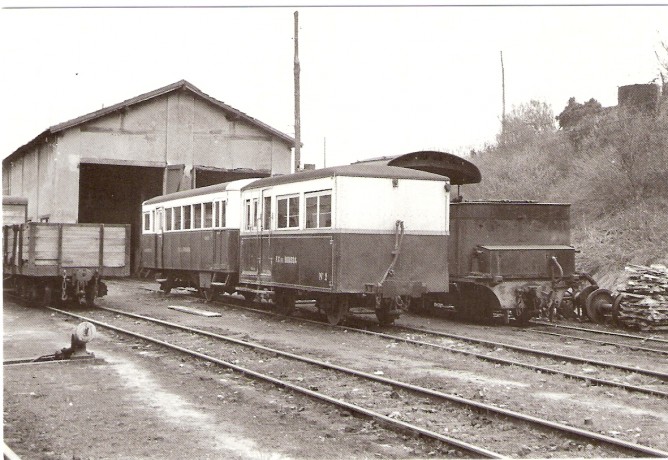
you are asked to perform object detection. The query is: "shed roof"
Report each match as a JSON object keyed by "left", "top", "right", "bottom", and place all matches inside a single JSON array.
[
  {"left": 4, "top": 80, "right": 295, "bottom": 165},
  {"left": 242, "top": 163, "right": 449, "bottom": 190}
]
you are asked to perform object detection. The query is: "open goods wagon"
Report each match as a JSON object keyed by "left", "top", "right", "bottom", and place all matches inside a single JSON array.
[{"left": 3, "top": 222, "right": 130, "bottom": 306}]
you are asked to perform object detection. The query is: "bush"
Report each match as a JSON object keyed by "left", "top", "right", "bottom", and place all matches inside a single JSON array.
[{"left": 467, "top": 98, "right": 668, "bottom": 278}]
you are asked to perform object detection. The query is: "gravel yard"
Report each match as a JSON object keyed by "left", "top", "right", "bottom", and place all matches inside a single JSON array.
[{"left": 4, "top": 278, "right": 667, "bottom": 459}]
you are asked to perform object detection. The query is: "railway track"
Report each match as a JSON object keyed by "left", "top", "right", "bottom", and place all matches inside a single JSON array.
[
  {"left": 48, "top": 305, "right": 668, "bottom": 458},
  {"left": 188, "top": 292, "right": 668, "bottom": 399},
  {"left": 529, "top": 320, "right": 668, "bottom": 347}
]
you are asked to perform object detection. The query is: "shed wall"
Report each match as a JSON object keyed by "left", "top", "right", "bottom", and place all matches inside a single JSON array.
[{"left": 2, "top": 89, "right": 293, "bottom": 224}]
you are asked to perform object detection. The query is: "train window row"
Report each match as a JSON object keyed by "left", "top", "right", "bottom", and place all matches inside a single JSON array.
[
  {"left": 245, "top": 190, "right": 332, "bottom": 231},
  {"left": 143, "top": 200, "right": 228, "bottom": 233}
]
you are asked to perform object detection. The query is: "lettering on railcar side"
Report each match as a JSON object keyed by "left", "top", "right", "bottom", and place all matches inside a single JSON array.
[{"left": 274, "top": 255, "right": 297, "bottom": 264}]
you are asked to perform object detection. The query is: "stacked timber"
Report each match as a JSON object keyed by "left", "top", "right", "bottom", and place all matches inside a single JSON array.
[{"left": 617, "top": 264, "right": 668, "bottom": 331}]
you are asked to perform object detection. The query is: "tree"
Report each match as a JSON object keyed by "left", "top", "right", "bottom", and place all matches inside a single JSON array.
[
  {"left": 555, "top": 97, "right": 604, "bottom": 151},
  {"left": 499, "top": 100, "right": 556, "bottom": 146}
]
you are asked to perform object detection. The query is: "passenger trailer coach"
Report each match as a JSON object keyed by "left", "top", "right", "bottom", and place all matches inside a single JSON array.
[
  {"left": 140, "top": 178, "right": 257, "bottom": 299},
  {"left": 238, "top": 164, "right": 451, "bottom": 325},
  {"left": 140, "top": 164, "right": 452, "bottom": 325}
]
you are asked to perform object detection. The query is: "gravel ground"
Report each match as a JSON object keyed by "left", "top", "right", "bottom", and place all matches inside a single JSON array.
[{"left": 4, "top": 278, "right": 668, "bottom": 459}]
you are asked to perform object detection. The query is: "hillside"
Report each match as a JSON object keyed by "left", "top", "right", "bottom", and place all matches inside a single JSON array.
[{"left": 462, "top": 100, "right": 668, "bottom": 287}]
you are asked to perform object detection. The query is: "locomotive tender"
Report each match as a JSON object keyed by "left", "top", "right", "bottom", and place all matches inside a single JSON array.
[{"left": 141, "top": 163, "right": 451, "bottom": 325}]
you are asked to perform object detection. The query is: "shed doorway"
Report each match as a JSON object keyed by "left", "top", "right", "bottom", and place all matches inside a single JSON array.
[{"left": 78, "top": 163, "right": 164, "bottom": 274}]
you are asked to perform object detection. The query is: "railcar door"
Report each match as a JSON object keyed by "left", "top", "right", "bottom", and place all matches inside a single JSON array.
[
  {"left": 259, "top": 189, "right": 273, "bottom": 282},
  {"left": 155, "top": 207, "right": 164, "bottom": 269}
]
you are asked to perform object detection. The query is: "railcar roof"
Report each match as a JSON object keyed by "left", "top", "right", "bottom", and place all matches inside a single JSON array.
[
  {"left": 143, "top": 178, "right": 259, "bottom": 205},
  {"left": 241, "top": 164, "right": 448, "bottom": 191}
]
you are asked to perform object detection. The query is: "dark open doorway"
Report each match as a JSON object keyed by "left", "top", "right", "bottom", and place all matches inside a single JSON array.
[{"left": 78, "top": 163, "right": 164, "bottom": 274}]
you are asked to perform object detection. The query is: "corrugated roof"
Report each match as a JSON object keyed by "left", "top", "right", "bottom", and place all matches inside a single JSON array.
[
  {"left": 4, "top": 80, "right": 295, "bottom": 165},
  {"left": 241, "top": 163, "right": 449, "bottom": 190}
]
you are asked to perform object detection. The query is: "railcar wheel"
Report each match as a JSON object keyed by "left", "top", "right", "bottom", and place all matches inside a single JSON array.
[
  {"left": 241, "top": 292, "right": 256, "bottom": 302},
  {"left": 159, "top": 276, "right": 173, "bottom": 294},
  {"left": 585, "top": 288, "right": 614, "bottom": 324},
  {"left": 200, "top": 288, "right": 218, "bottom": 302},
  {"left": 326, "top": 296, "right": 349, "bottom": 326},
  {"left": 611, "top": 293, "right": 623, "bottom": 325},
  {"left": 375, "top": 298, "right": 398, "bottom": 326},
  {"left": 274, "top": 289, "right": 296, "bottom": 316},
  {"left": 575, "top": 285, "right": 598, "bottom": 319}
]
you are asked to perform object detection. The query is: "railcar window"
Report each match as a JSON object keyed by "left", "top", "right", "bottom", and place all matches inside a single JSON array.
[
  {"left": 245, "top": 199, "right": 252, "bottom": 230},
  {"left": 253, "top": 199, "right": 259, "bottom": 229},
  {"left": 277, "top": 195, "right": 300, "bottom": 229},
  {"left": 184, "top": 205, "right": 192, "bottom": 230},
  {"left": 166, "top": 208, "right": 173, "bottom": 231},
  {"left": 174, "top": 207, "right": 182, "bottom": 231},
  {"left": 204, "top": 202, "right": 213, "bottom": 228},
  {"left": 263, "top": 196, "right": 271, "bottom": 229},
  {"left": 221, "top": 200, "right": 227, "bottom": 228},
  {"left": 143, "top": 212, "right": 151, "bottom": 233},
  {"left": 305, "top": 192, "right": 332, "bottom": 228},
  {"left": 193, "top": 203, "right": 202, "bottom": 229}
]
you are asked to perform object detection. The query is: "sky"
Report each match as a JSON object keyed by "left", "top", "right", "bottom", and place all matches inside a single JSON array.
[{"left": 1, "top": 2, "right": 667, "bottom": 170}]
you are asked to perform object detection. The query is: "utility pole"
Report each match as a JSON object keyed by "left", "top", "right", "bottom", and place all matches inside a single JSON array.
[
  {"left": 500, "top": 50, "right": 506, "bottom": 136},
  {"left": 293, "top": 11, "right": 301, "bottom": 172}
]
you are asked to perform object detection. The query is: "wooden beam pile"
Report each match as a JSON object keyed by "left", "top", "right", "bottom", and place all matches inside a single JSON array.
[{"left": 617, "top": 264, "right": 668, "bottom": 331}]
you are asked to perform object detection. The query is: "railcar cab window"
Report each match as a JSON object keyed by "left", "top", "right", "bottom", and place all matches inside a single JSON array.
[
  {"left": 305, "top": 191, "right": 332, "bottom": 229},
  {"left": 277, "top": 195, "right": 300, "bottom": 229}
]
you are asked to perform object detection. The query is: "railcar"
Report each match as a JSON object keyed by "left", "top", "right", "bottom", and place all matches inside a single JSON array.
[
  {"left": 3, "top": 221, "right": 130, "bottom": 307},
  {"left": 445, "top": 200, "right": 594, "bottom": 323},
  {"left": 237, "top": 164, "right": 451, "bottom": 325},
  {"left": 354, "top": 151, "right": 596, "bottom": 324},
  {"left": 140, "top": 178, "right": 258, "bottom": 300}
]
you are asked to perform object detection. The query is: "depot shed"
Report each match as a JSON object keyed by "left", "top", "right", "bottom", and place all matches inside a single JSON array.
[{"left": 2, "top": 79, "right": 295, "bottom": 271}]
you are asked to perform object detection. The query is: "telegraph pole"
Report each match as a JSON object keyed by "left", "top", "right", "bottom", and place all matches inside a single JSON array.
[
  {"left": 500, "top": 50, "right": 506, "bottom": 136},
  {"left": 293, "top": 11, "right": 301, "bottom": 172}
]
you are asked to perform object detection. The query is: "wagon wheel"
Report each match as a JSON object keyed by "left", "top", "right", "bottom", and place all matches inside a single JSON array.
[
  {"left": 42, "top": 284, "right": 54, "bottom": 308},
  {"left": 326, "top": 296, "right": 349, "bottom": 326},
  {"left": 27, "top": 282, "right": 42, "bottom": 306},
  {"left": 274, "top": 289, "right": 296, "bottom": 316},
  {"left": 585, "top": 288, "right": 613, "bottom": 324},
  {"left": 575, "top": 284, "right": 598, "bottom": 319},
  {"left": 84, "top": 281, "right": 98, "bottom": 308},
  {"left": 200, "top": 288, "right": 218, "bottom": 302}
]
